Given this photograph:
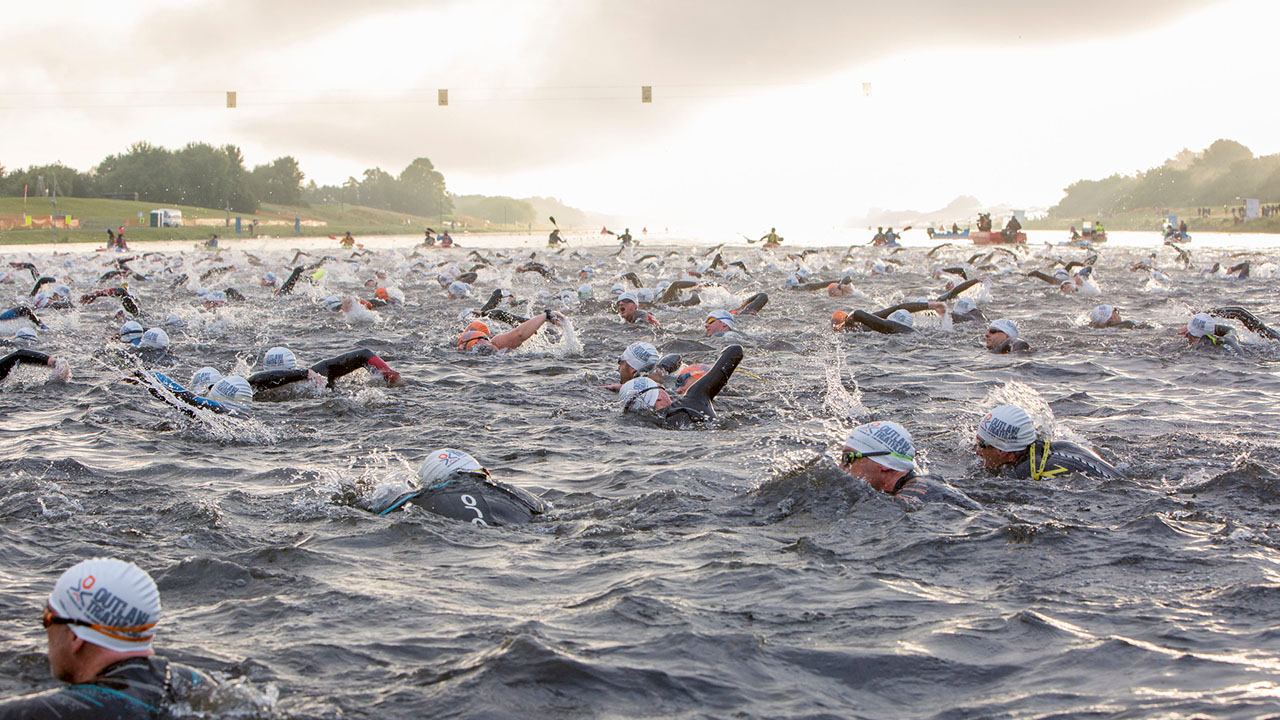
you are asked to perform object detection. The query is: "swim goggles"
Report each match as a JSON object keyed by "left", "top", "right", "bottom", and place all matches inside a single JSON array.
[
  {"left": 42, "top": 605, "right": 155, "bottom": 643},
  {"left": 840, "top": 448, "right": 913, "bottom": 466}
]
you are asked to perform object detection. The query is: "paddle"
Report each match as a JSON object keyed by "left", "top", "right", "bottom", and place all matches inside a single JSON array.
[
  {"left": 549, "top": 216, "right": 559, "bottom": 229},
  {"left": 740, "top": 233, "right": 760, "bottom": 244}
]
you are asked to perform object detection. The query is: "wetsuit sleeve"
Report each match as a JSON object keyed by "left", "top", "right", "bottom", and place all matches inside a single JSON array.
[
  {"left": 308, "top": 349, "right": 379, "bottom": 387},
  {"left": 848, "top": 310, "right": 914, "bottom": 335},
  {"left": 1026, "top": 270, "right": 1058, "bottom": 284},
  {"left": 247, "top": 368, "right": 311, "bottom": 390},
  {"left": 873, "top": 302, "right": 930, "bottom": 319},
  {"left": 0, "top": 349, "right": 51, "bottom": 382},
  {"left": 1209, "top": 306, "right": 1280, "bottom": 340},
  {"left": 663, "top": 344, "right": 743, "bottom": 428},
  {"left": 936, "top": 278, "right": 982, "bottom": 301},
  {"left": 275, "top": 266, "right": 304, "bottom": 296},
  {"left": 659, "top": 281, "right": 697, "bottom": 303},
  {"left": 738, "top": 292, "right": 769, "bottom": 314},
  {"left": 483, "top": 309, "right": 529, "bottom": 327}
]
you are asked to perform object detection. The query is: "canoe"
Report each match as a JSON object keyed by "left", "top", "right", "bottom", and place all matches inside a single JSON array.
[{"left": 972, "top": 230, "right": 1026, "bottom": 245}]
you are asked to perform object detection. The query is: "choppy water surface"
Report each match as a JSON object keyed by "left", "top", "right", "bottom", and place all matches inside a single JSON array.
[{"left": 2, "top": 232, "right": 1280, "bottom": 718}]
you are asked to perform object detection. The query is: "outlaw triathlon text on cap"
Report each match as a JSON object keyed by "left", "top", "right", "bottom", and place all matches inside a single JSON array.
[
  {"left": 48, "top": 558, "right": 161, "bottom": 653},
  {"left": 620, "top": 342, "right": 658, "bottom": 372},
  {"left": 976, "top": 404, "right": 1037, "bottom": 452},
  {"left": 1187, "top": 313, "right": 1216, "bottom": 338},
  {"left": 842, "top": 421, "right": 916, "bottom": 472},
  {"left": 988, "top": 318, "right": 1019, "bottom": 339}
]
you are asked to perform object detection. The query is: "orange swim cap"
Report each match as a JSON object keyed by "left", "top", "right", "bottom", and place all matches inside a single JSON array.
[
  {"left": 831, "top": 310, "right": 848, "bottom": 331},
  {"left": 674, "top": 362, "right": 711, "bottom": 394},
  {"left": 375, "top": 287, "right": 390, "bottom": 301}
]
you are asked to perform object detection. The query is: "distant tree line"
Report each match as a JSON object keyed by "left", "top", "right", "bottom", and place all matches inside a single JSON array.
[
  {"left": 0, "top": 143, "right": 595, "bottom": 226},
  {"left": 0, "top": 143, "right": 453, "bottom": 217},
  {"left": 1051, "top": 139, "right": 1280, "bottom": 217}
]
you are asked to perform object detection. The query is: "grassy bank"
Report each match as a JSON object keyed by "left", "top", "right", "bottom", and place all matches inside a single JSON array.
[
  {"left": 1024, "top": 205, "right": 1280, "bottom": 234},
  {"left": 0, "top": 197, "right": 550, "bottom": 246}
]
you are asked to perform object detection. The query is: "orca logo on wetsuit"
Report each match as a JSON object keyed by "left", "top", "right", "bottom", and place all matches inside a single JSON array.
[{"left": 460, "top": 494, "right": 490, "bottom": 527}]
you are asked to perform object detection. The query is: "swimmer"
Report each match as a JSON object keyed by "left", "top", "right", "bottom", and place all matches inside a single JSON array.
[
  {"left": 985, "top": 318, "right": 1030, "bottom": 353},
  {"left": 247, "top": 345, "right": 402, "bottom": 393},
  {"left": 371, "top": 448, "right": 546, "bottom": 526},
  {"left": 600, "top": 341, "right": 659, "bottom": 391},
  {"left": 619, "top": 344, "right": 743, "bottom": 429},
  {"left": 617, "top": 293, "right": 660, "bottom": 326},
  {"left": 130, "top": 370, "right": 250, "bottom": 418},
  {"left": 457, "top": 310, "right": 565, "bottom": 354},
  {"left": 826, "top": 278, "right": 855, "bottom": 297},
  {"left": 705, "top": 309, "right": 736, "bottom": 337},
  {"left": 733, "top": 292, "right": 769, "bottom": 315},
  {"left": 949, "top": 297, "right": 986, "bottom": 324},
  {"left": 836, "top": 301, "right": 946, "bottom": 334},
  {"left": 836, "top": 422, "right": 977, "bottom": 508},
  {"left": 0, "top": 558, "right": 218, "bottom": 717},
  {"left": 0, "top": 327, "right": 39, "bottom": 348},
  {"left": 975, "top": 404, "right": 1123, "bottom": 480},
  {"left": 0, "top": 349, "right": 70, "bottom": 384},
  {"left": 1181, "top": 313, "right": 1243, "bottom": 356},
  {"left": 1087, "top": 305, "right": 1148, "bottom": 329}
]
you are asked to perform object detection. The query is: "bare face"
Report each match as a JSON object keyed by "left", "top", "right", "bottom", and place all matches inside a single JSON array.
[
  {"left": 45, "top": 615, "right": 78, "bottom": 682},
  {"left": 617, "top": 300, "right": 637, "bottom": 321},
  {"left": 839, "top": 453, "right": 908, "bottom": 493},
  {"left": 705, "top": 319, "right": 731, "bottom": 336},
  {"left": 619, "top": 361, "right": 637, "bottom": 383},
  {"left": 985, "top": 329, "right": 1009, "bottom": 350},
  {"left": 975, "top": 435, "right": 1020, "bottom": 471}
]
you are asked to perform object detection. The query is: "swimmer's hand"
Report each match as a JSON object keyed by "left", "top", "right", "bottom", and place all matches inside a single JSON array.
[
  {"left": 307, "top": 369, "right": 327, "bottom": 388},
  {"left": 49, "top": 358, "right": 70, "bottom": 383},
  {"left": 599, "top": 383, "right": 622, "bottom": 392},
  {"left": 927, "top": 301, "right": 947, "bottom": 315},
  {"left": 548, "top": 310, "right": 567, "bottom": 326}
]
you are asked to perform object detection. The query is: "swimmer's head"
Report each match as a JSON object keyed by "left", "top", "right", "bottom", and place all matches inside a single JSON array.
[
  {"left": 447, "top": 281, "right": 471, "bottom": 299},
  {"left": 1186, "top": 313, "right": 1215, "bottom": 338},
  {"left": 617, "top": 293, "right": 639, "bottom": 319},
  {"left": 618, "top": 342, "right": 659, "bottom": 381},
  {"left": 263, "top": 346, "right": 298, "bottom": 371},
  {"left": 975, "top": 404, "right": 1036, "bottom": 470},
  {"left": 1059, "top": 280, "right": 1078, "bottom": 294},
  {"left": 705, "top": 309, "right": 734, "bottom": 336},
  {"left": 954, "top": 297, "right": 978, "bottom": 315},
  {"left": 839, "top": 421, "right": 916, "bottom": 492},
  {"left": 577, "top": 284, "right": 593, "bottom": 300},
  {"left": 14, "top": 327, "right": 37, "bottom": 345},
  {"left": 418, "top": 448, "right": 485, "bottom": 487},
  {"left": 985, "top": 318, "right": 1018, "bottom": 349},
  {"left": 261, "top": 272, "right": 278, "bottom": 287},
  {"left": 323, "top": 296, "right": 342, "bottom": 312},
  {"left": 636, "top": 288, "right": 654, "bottom": 304},
  {"left": 831, "top": 310, "right": 848, "bottom": 331},
  {"left": 887, "top": 309, "right": 914, "bottom": 328},
  {"left": 784, "top": 274, "right": 800, "bottom": 288},
  {"left": 655, "top": 280, "right": 672, "bottom": 294},
  {"left": 619, "top": 377, "right": 671, "bottom": 412},
  {"left": 33, "top": 293, "right": 52, "bottom": 309},
  {"left": 190, "top": 367, "right": 222, "bottom": 394},
  {"left": 207, "top": 375, "right": 252, "bottom": 403},
  {"left": 204, "top": 290, "right": 228, "bottom": 308},
  {"left": 375, "top": 287, "right": 390, "bottom": 301},
  {"left": 53, "top": 284, "right": 71, "bottom": 299},
  {"left": 579, "top": 267, "right": 595, "bottom": 280},
  {"left": 1089, "top": 305, "right": 1117, "bottom": 327},
  {"left": 457, "top": 321, "right": 491, "bottom": 352},
  {"left": 120, "top": 320, "right": 144, "bottom": 345},
  {"left": 139, "top": 328, "right": 169, "bottom": 350},
  {"left": 47, "top": 558, "right": 160, "bottom": 655},
  {"left": 610, "top": 283, "right": 625, "bottom": 297},
  {"left": 163, "top": 313, "right": 186, "bottom": 329}
]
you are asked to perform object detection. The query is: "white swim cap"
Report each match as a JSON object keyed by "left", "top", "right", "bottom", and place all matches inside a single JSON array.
[
  {"left": 448, "top": 281, "right": 471, "bottom": 298},
  {"left": 617, "top": 292, "right": 638, "bottom": 306},
  {"left": 610, "top": 283, "right": 625, "bottom": 296},
  {"left": 619, "top": 377, "right": 663, "bottom": 411},
  {"left": 577, "top": 284, "right": 593, "bottom": 299},
  {"left": 139, "top": 328, "right": 169, "bottom": 350},
  {"left": 1187, "top": 313, "right": 1215, "bottom": 338},
  {"left": 784, "top": 274, "right": 800, "bottom": 288},
  {"left": 205, "top": 290, "right": 228, "bottom": 306},
  {"left": 655, "top": 280, "right": 672, "bottom": 293},
  {"left": 14, "top": 327, "right": 37, "bottom": 344},
  {"left": 988, "top": 318, "right": 1019, "bottom": 340},
  {"left": 48, "top": 558, "right": 160, "bottom": 653},
  {"left": 208, "top": 375, "right": 252, "bottom": 403},
  {"left": 54, "top": 284, "right": 71, "bottom": 298},
  {"left": 1089, "top": 305, "right": 1115, "bottom": 326},
  {"left": 33, "top": 293, "right": 52, "bottom": 308},
  {"left": 418, "top": 448, "right": 483, "bottom": 487},
  {"left": 323, "top": 296, "right": 342, "bottom": 311},
  {"left": 120, "top": 321, "right": 144, "bottom": 344},
  {"left": 263, "top": 346, "right": 298, "bottom": 371},
  {"left": 842, "top": 421, "right": 916, "bottom": 472},
  {"left": 888, "top": 309, "right": 914, "bottom": 327},
  {"left": 976, "top": 404, "right": 1037, "bottom": 452},
  {"left": 619, "top": 342, "right": 658, "bottom": 372},
  {"left": 636, "top": 288, "right": 654, "bottom": 304},
  {"left": 190, "top": 367, "right": 222, "bottom": 394},
  {"left": 954, "top": 297, "right": 978, "bottom": 314},
  {"left": 706, "top": 309, "right": 734, "bottom": 329},
  {"left": 262, "top": 272, "right": 277, "bottom": 285},
  {"left": 163, "top": 314, "right": 186, "bottom": 328}
]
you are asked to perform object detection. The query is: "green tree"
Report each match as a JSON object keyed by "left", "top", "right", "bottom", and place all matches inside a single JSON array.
[
  {"left": 397, "top": 157, "right": 451, "bottom": 216},
  {"left": 249, "top": 156, "right": 306, "bottom": 206}
]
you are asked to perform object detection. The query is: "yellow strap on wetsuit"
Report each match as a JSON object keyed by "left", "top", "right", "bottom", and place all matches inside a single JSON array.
[{"left": 1028, "top": 439, "right": 1069, "bottom": 481}]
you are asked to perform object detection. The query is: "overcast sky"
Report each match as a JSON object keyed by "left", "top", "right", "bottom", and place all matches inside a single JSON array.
[{"left": 5, "top": 0, "right": 1276, "bottom": 228}]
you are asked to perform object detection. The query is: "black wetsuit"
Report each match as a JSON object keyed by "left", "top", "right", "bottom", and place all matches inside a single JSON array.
[
  {"left": 937, "top": 278, "right": 983, "bottom": 302},
  {"left": 376, "top": 470, "right": 546, "bottom": 526},
  {"left": 274, "top": 266, "right": 305, "bottom": 296},
  {"left": 991, "top": 338, "right": 1031, "bottom": 354},
  {"left": 844, "top": 310, "right": 914, "bottom": 335},
  {"left": 0, "top": 306, "right": 46, "bottom": 329},
  {"left": 0, "top": 350, "right": 51, "bottom": 382},
  {"left": 0, "top": 656, "right": 214, "bottom": 720},
  {"left": 662, "top": 345, "right": 742, "bottom": 428},
  {"left": 247, "top": 349, "right": 390, "bottom": 394},
  {"left": 659, "top": 281, "right": 698, "bottom": 304},
  {"left": 737, "top": 292, "right": 768, "bottom": 314},
  {"left": 1210, "top": 306, "right": 1279, "bottom": 340},
  {"left": 1008, "top": 439, "right": 1123, "bottom": 481}
]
